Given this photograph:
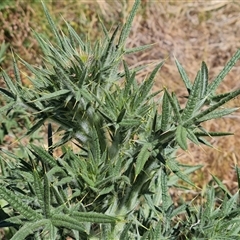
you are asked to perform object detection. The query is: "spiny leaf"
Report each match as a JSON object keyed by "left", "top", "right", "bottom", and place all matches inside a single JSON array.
[
  {"left": 71, "top": 211, "right": 119, "bottom": 223},
  {"left": 65, "top": 20, "right": 85, "bottom": 50},
  {"left": 120, "top": 222, "right": 131, "bottom": 240},
  {"left": 2, "top": 71, "right": 18, "bottom": 97},
  {"left": 28, "top": 89, "right": 70, "bottom": 103},
  {"left": 164, "top": 88, "right": 182, "bottom": 123},
  {"left": 196, "top": 108, "right": 239, "bottom": 123},
  {"left": 118, "top": 0, "right": 141, "bottom": 48},
  {"left": 0, "top": 101, "right": 15, "bottom": 113},
  {"left": 43, "top": 174, "right": 51, "bottom": 218},
  {"left": 176, "top": 125, "right": 188, "bottom": 150},
  {"left": 33, "top": 170, "right": 45, "bottom": 210},
  {"left": 211, "top": 174, "right": 232, "bottom": 198},
  {"left": 161, "top": 167, "right": 172, "bottom": 211},
  {"left": 119, "top": 118, "right": 141, "bottom": 127},
  {"left": 187, "top": 129, "right": 200, "bottom": 146},
  {"left": 41, "top": 1, "right": 62, "bottom": 47},
  {"left": 200, "top": 61, "right": 208, "bottom": 98},
  {"left": 0, "top": 87, "right": 15, "bottom": 99},
  {"left": 208, "top": 49, "right": 240, "bottom": 95},
  {"left": 51, "top": 214, "right": 86, "bottom": 233},
  {"left": 161, "top": 91, "right": 172, "bottom": 131},
  {"left": 125, "top": 44, "right": 153, "bottom": 55},
  {"left": 90, "top": 126, "right": 101, "bottom": 164},
  {"left": 123, "top": 64, "right": 136, "bottom": 98},
  {"left": 0, "top": 185, "right": 41, "bottom": 221},
  {"left": 116, "top": 108, "right": 127, "bottom": 123},
  {"left": 101, "top": 25, "right": 119, "bottom": 63},
  {"left": 30, "top": 144, "right": 57, "bottom": 168},
  {"left": 11, "top": 219, "right": 51, "bottom": 240},
  {"left": 197, "top": 136, "right": 213, "bottom": 148},
  {"left": 184, "top": 88, "right": 240, "bottom": 127},
  {"left": 166, "top": 158, "right": 195, "bottom": 187},
  {"left": 181, "top": 70, "right": 201, "bottom": 122},
  {"left": 135, "top": 143, "right": 152, "bottom": 178},
  {"left": 175, "top": 57, "right": 192, "bottom": 93},
  {"left": 26, "top": 117, "right": 47, "bottom": 136},
  {"left": 133, "top": 62, "right": 163, "bottom": 108}
]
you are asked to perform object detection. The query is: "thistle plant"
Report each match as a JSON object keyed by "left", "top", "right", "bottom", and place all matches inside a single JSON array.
[{"left": 1, "top": 0, "right": 240, "bottom": 239}]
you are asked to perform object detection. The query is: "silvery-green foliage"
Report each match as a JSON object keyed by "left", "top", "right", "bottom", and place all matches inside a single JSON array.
[{"left": 1, "top": 0, "right": 240, "bottom": 239}]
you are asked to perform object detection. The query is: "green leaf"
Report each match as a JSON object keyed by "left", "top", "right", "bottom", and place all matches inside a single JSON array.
[
  {"left": 164, "top": 88, "right": 182, "bottom": 123},
  {"left": 197, "top": 136, "right": 213, "bottom": 148},
  {"left": 133, "top": 62, "right": 163, "bottom": 108},
  {"left": 0, "top": 87, "right": 15, "bottom": 99},
  {"left": 0, "top": 101, "right": 15, "bottom": 114},
  {"left": 175, "top": 57, "right": 192, "bottom": 92},
  {"left": 2, "top": 70, "right": 18, "bottom": 97},
  {"left": 120, "top": 222, "right": 131, "bottom": 240},
  {"left": 41, "top": 1, "right": 62, "bottom": 47},
  {"left": 161, "top": 91, "right": 172, "bottom": 131},
  {"left": 65, "top": 21, "right": 85, "bottom": 50},
  {"left": 30, "top": 144, "right": 58, "bottom": 168},
  {"left": 211, "top": 174, "right": 232, "bottom": 197},
  {"left": 33, "top": 170, "right": 45, "bottom": 211},
  {"left": 195, "top": 131, "right": 233, "bottom": 137},
  {"left": 119, "top": 118, "right": 141, "bottom": 127},
  {"left": 125, "top": 44, "right": 153, "bottom": 55},
  {"left": 29, "top": 89, "right": 71, "bottom": 103},
  {"left": 11, "top": 219, "right": 51, "bottom": 240},
  {"left": 176, "top": 125, "right": 188, "bottom": 150},
  {"left": 187, "top": 128, "right": 200, "bottom": 146},
  {"left": 123, "top": 63, "right": 136, "bottom": 98},
  {"left": 208, "top": 49, "right": 240, "bottom": 95},
  {"left": 0, "top": 185, "right": 41, "bottom": 221},
  {"left": 181, "top": 70, "right": 201, "bottom": 121},
  {"left": 196, "top": 108, "right": 238, "bottom": 123},
  {"left": 51, "top": 214, "right": 86, "bottom": 233},
  {"left": 184, "top": 88, "right": 240, "bottom": 127},
  {"left": 26, "top": 117, "right": 47, "bottom": 136},
  {"left": 118, "top": 0, "right": 141, "bottom": 48},
  {"left": 43, "top": 174, "right": 51, "bottom": 218},
  {"left": 166, "top": 158, "right": 195, "bottom": 187},
  {"left": 70, "top": 211, "right": 118, "bottom": 223},
  {"left": 200, "top": 61, "right": 208, "bottom": 98},
  {"left": 90, "top": 126, "right": 101, "bottom": 164},
  {"left": 135, "top": 143, "right": 152, "bottom": 178},
  {"left": 101, "top": 25, "right": 119, "bottom": 63},
  {"left": 236, "top": 166, "right": 240, "bottom": 190},
  {"left": 161, "top": 167, "right": 173, "bottom": 211},
  {"left": 13, "top": 54, "right": 22, "bottom": 84}
]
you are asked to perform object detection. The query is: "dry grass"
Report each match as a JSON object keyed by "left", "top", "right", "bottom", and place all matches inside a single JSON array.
[{"left": 1, "top": 0, "right": 240, "bottom": 192}]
